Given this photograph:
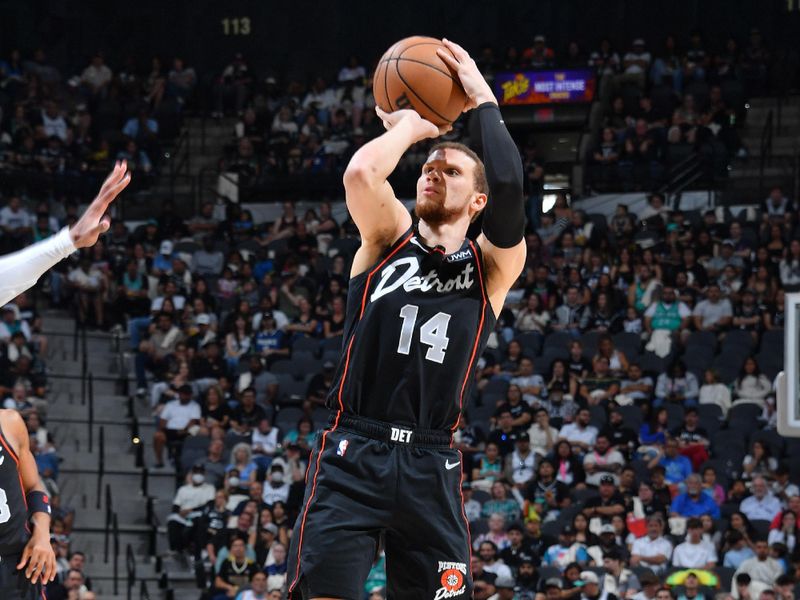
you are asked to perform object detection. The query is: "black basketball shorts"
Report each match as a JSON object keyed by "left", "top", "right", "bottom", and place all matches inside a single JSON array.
[
  {"left": 0, "top": 554, "right": 41, "bottom": 600},
  {"left": 286, "top": 414, "right": 473, "bottom": 600}
]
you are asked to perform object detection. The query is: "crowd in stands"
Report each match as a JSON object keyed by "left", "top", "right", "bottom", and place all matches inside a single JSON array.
[
  {"left": 1, "top": 30, "right": 778, "bottom": 205},
  {"left": 0, "top": 48, "right": 189, "bottom": 206},
  {"left": 0, "top": 32, "right": 797, "bottom": 600}
]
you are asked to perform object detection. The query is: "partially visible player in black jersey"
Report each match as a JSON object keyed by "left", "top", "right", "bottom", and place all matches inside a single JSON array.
[
  {"left": 0, "top": 409, "right": 57, "bottom": 599},
  {"left": 287, "top": 39, "right": 527, "bottom": 600}
]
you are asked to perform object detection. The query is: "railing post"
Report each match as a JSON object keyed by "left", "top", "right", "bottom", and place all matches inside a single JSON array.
[
  {"left": 72, "top": 319, "right": 79, "bottom": 361},
  {"left": 113, "top": 512, "right": 120, "bottom": 595},
  {"left": 126, "top": 544, "right": 136, "bottom": 600},
  {"left": 96, "top": 426, "right": 105, "bottom": 510},
  {"left": 103, "top": 484, "right": 111, "bottom": 563},
  {"left": 140, "top": 467, "right": 149, "bottom": 497},
  {"left": 88, "top": 373, "right": 94, "bottom": 453}
]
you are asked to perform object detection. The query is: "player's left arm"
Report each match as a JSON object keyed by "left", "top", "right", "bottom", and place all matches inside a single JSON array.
[
  {"left": 3, "top": 410, "right": 57, "bottom": 584},
  {"left": 439, "top": 40, "right": 527, "bottom": 316}
]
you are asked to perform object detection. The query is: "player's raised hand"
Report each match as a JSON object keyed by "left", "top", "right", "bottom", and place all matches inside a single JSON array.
[
  {"left": 437, "top": 38, "right": 497, "bottom": 111},
  {"left": 375, "top": 106, "right": 451, "bottom": 140},
  {"left": 17, "top": 531, "right": 57, "bottom": 584},
  {"left": 70, "top": 160, "right": 132, "bottom": 249}
]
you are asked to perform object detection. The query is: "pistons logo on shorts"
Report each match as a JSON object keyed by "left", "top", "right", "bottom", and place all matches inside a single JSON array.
[
  {"left": 434, "top": 561, "right": 467, "bottom": 599},
  {"left": 337, "top": 439, "right": 349, "bottom": 457}
]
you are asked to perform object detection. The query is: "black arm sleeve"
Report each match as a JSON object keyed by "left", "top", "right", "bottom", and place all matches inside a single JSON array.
[{"left": 476, "top": 102, "right": 526, "bottom": 248}]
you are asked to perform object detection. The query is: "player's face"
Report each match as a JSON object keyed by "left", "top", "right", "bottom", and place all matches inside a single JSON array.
[{"left": 416, "top": 149, "right": 485, "bottom": 226}]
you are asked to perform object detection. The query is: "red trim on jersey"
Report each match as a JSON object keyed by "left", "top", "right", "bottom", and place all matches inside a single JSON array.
[
  {"left": 336, "top": 230, "right": 414, "bottom": 412},
  {"left": 0, "top": 428, "right": 20, "bottom": 464},
  {"left": 0, "top": 430, "right": 27, "bottom": 512},
  {"left": 456, "top": 450, "right": 473, "bottom": 561},
  {"left": 452, "top": 240, "right": 488, "bottom": 431},
  {"left": 288, "top": 430, "right": 331, "bottom": 594}
]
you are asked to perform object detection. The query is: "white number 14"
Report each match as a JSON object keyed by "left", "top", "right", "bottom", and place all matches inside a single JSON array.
[{"left": 397, "top": 304, "right": 451, "bottom": 364}]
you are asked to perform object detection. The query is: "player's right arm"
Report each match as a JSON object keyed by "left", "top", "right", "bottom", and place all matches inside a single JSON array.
[
  {"left": 343, "top": 109, "right": 445, "bottom": 275},
  {"left": 0, "top": 161, "right": 130, "bottom": 307}
]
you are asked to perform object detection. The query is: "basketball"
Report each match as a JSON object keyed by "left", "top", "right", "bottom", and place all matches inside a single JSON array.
[{"left": 373, "top": 36, "right": 467, "bottom": 127}]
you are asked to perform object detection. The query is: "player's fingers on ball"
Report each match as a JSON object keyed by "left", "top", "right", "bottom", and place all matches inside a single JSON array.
[
  {"left": 443, "top": 38, "right": 468, "bottom": 60},
  {"left": 436, "top": 49, "right": 459, "bottom": 68}
]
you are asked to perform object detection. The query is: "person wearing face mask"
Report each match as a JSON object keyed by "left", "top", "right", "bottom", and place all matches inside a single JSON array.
[
  {"left": 166, "top": 465, "right": 216, "bottom": 556},
  {"left": 262, "top": 465, "right": 290, "bottom": 506}
]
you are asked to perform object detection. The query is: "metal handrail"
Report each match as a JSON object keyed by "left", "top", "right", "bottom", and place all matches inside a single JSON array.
[
  {"left": 168, "top": 127, "right": 191, "bottom": 203},
  {"left": 759, "top": 109, "right": 775, "bottom": 198},
  {"left": 88, "top": 373, "right": 94, "bottom": 452},
  {"left": 146, "top": 497, "right": 159, "bottom": 558},
  {"left": 103, "top": 484, "right": 112, "bottom": 563},
  {"left": 113, "top": 512, "right": 120, "bottom": 595},
  {"left": 126, "top": 544, "right": 136, "bottom": 600},
  {"left": 96, "top": 426, "right": 105, "bottom": 510}
]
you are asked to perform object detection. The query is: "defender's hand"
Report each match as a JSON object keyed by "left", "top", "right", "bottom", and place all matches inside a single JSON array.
[
  {"left": 375, "top": 107, "right": 450, "bottom": 140},
  {"left": 437, "top": 38, "right": 497, "bottom": 111},
  {"left": 17, "top": 532, "right": 57, "bottom": 584},
  {"left": 70, "top": 160, "right": 131, "bottom": 248}
]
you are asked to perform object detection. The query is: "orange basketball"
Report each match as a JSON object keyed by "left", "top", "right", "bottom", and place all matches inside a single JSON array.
[{"left": 372, "top": 36, "right": 467, "bottom": 127}]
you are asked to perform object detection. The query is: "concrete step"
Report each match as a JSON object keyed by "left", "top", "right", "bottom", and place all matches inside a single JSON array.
[
  {"left": 70, "top": 530, "right": 156, "bottom": 558},
  {"left": 728, "top": 165, "right": 794, "bottom": 178}
]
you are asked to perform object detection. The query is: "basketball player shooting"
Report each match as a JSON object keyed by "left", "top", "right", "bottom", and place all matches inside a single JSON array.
[
  {"left": 287, "top": 39, "right": 526, "bottom": 600},
  {"left": 0, "top": 161, "right": 130, "bottom": 598}
]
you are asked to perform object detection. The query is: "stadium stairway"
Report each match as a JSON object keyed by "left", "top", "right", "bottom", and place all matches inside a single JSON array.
[
  {"left": 726, "top": 94, "right": 800, "bottom": 204},
  {"left": 43, "top": 310, "right": 198, "bottom": 599},
  {"left": 121, "top": 116, "right": 238, "bottom": 222}
]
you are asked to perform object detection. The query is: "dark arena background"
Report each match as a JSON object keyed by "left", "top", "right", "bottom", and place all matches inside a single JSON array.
[{"left": 1, "top": 0, "right": 800, "bottom": 598}]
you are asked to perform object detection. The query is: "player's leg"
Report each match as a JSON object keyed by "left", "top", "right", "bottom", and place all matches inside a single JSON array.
[
  {"left": 287, "top": 428, "right": 389, "bottom": 600},
  {"left": 386, "top": 446, "right": 472, "bottom": 600}
]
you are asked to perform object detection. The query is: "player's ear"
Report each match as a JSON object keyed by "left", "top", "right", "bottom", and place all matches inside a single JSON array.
[{"left": 470, "top": 193, "right": 488, "bottom": 217}]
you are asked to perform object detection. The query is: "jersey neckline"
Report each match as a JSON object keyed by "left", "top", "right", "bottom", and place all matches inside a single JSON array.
[{"left": 410, "top": 223, "right": 470, "bottom": 257}]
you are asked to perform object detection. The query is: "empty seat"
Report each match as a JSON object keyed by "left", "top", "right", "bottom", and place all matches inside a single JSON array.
[
  {"left": 760, "top": 329, "right": 784, "bottom": 355},
  {"left": 612, "top": 332, "right": 642, "bottom": 358},
  {"left": 728, "top": 403, "right": 763, "bottom": 423},
  {"left": 640, "top": 352, "right": 669, "bottom": 377},
  {"left": 483, "top": 377, "right": 510, "bottom": 397},
  {"left": 664, "top": 403, "right": 685, "bottom": 430},
  {"left": 275, "top": 406, "right": 304, "bottom": 432},
  {"left": 712, "top": 431, "right": 747, "bottom": 455},
  {"left": 755, "top": 351, "right": 782, "bottom": 381},
  {"left": 516, "top": 332, "right": 543, "bottom": 357},
  {"left": 540, "top": 346, "right": 570, "bottom": 366},
  {"left": 686, "top": 331, "right": 718, "bottom": 351},
  {"left": 580, "top": 331, "right": 603, "bottom": 359},
  {"left": 617, "top": 405, "right": 644, "bottom": 429},
  {"left": 544, "top": 331, "right": 574, "bottom": 353},
  {"left": 721, "top": 330, "right": 756, "bottom": 353},
  {"left": 711, "top": 354, "right": 745, "bottom": 384},
  {"left": 589, "top": 405, "right": 607, "bottom": 429},
  {"left": 321, "top": 335, "right": 344, "bottom": 354},
  {"left": 698, "top": 404, "right": 723, "bottom": 422},
  {"left": 292, "top": 337, "right": 322, "bottom": 357}
]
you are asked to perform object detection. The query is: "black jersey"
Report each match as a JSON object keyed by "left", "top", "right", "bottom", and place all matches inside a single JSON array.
[
  {"left": 0, "top": 424, "right": 29, "bottom": 555},
  {"left": 326, "top": 224, "right": 496, "bottom": 430}
]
